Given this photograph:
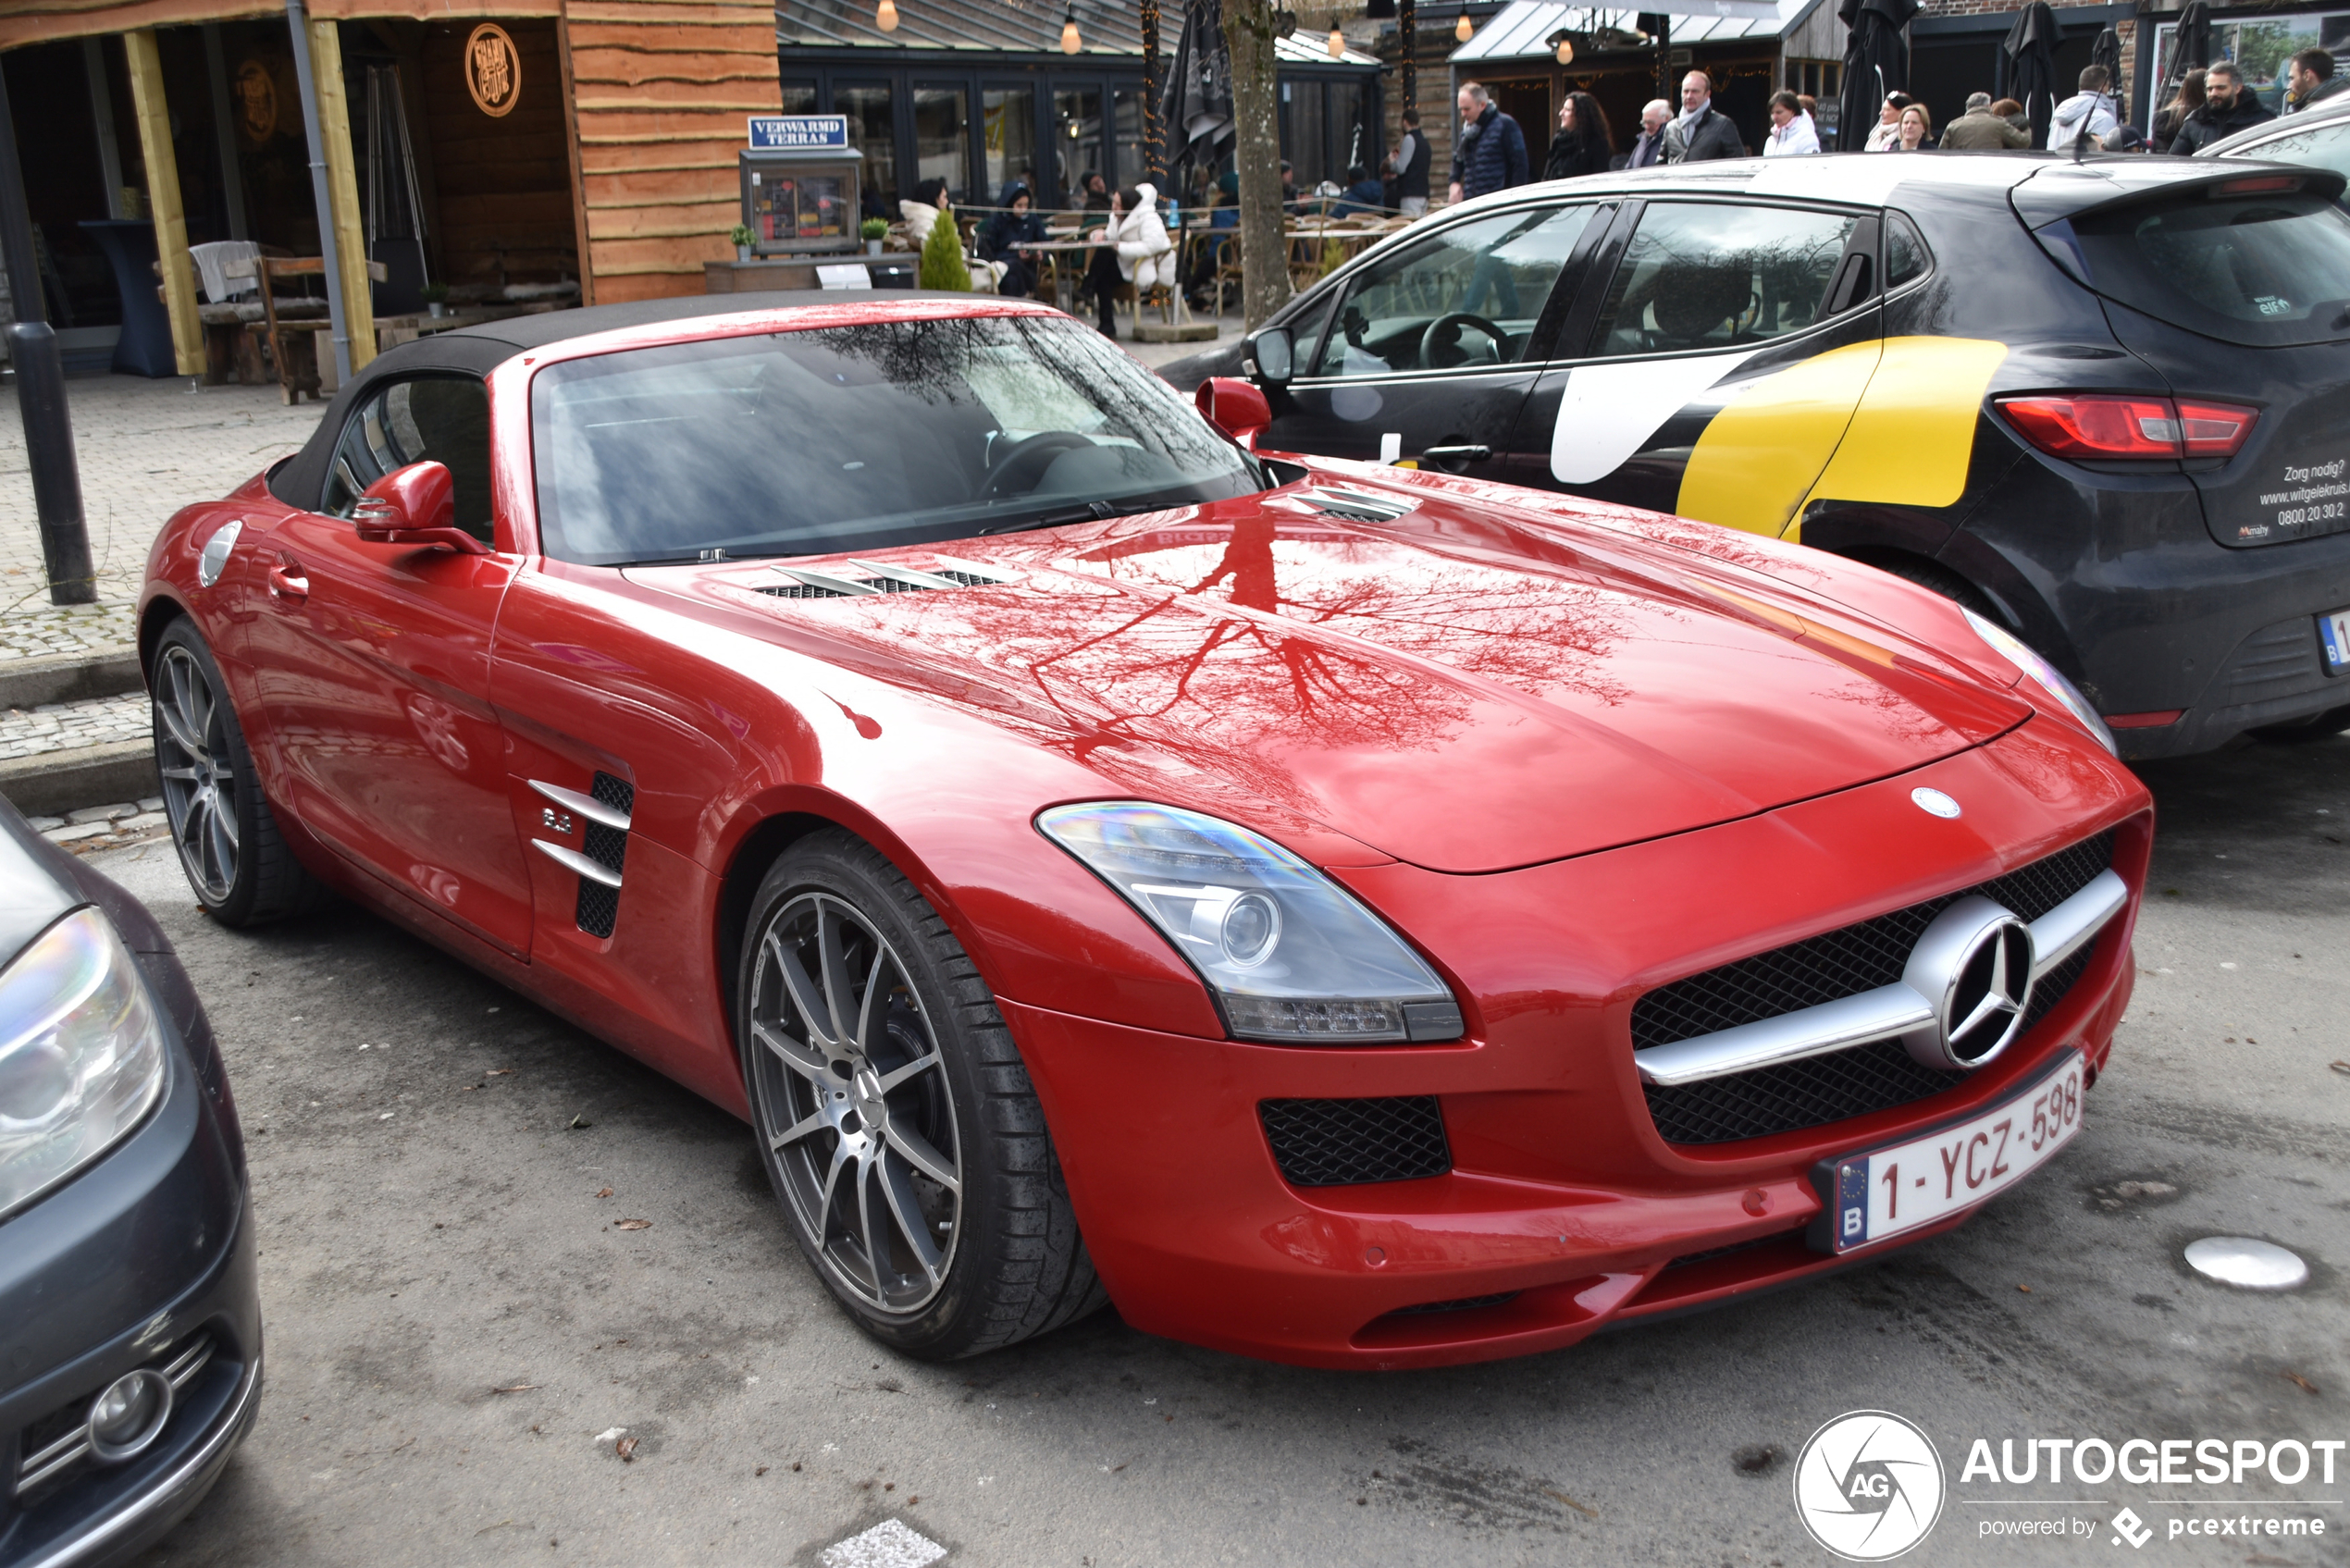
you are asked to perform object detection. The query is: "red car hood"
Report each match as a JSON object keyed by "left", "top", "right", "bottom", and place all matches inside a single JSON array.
[{"left": 629, "top": 484, "right": 2031, "bottom": 873}]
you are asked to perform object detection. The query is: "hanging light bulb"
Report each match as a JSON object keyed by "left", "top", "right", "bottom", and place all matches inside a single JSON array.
[
  {"left": 874, "top": 0, "right": 898, "bottom": 30},
  {"left": 1328, "top": 19, "right": 1345, "bottom": 56},
  {"left": 1554, "top": 33, "right": 1574, "bottom": 63},
  {"left": 1455, "top": 10, "right": 1474, "bottom": 43},
  {"left": 1061, "top": 5, "right": 1082, "bottom": 52}
]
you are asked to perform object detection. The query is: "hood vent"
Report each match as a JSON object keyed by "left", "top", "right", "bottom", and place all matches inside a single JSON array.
[
  {"left": 1304, "top": 487, "right": 1416, "bottom": 524},
  {"left": 757, "top": 555, "right": 1014, "bottom": 599}
]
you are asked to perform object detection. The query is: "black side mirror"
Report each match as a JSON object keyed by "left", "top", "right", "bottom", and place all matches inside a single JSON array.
[{"left": 1246, "top": 325, "right": 1295, "bottom": 385}]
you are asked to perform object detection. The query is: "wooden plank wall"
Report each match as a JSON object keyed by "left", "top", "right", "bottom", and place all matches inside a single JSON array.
[
  {"left": 0, "top": 1, "right": 555, "bottom": 54},
  {"left": 563, "top": 0, "right": 777, "bottom": 302},
  {"left": 420, "top": 15, "right": 577, "bottom": 288}
]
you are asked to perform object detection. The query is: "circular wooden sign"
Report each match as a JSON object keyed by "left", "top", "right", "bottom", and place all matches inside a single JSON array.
[{"left": 465, "top": 23, "right": 520, "bottom": 117}]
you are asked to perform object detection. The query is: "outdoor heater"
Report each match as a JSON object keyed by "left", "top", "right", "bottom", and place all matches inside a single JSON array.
[{"left": 740, "top": 115, "right": 865, "bottom": 256}]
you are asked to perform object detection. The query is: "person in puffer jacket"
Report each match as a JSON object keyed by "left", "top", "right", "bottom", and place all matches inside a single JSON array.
[
  {"left": 2047, "top": 65, "right": 2121, "bottom": 150},
  {"left": 1079, "top": 184, "right": 1172, "bottom": 339}
]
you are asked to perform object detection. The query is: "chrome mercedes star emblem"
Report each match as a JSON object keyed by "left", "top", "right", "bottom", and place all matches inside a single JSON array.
[
  {"left": 1911, "top": 787, "right": 1962, "bottom": 819},
  {"left": 1900, "top": 895, "right": 2036, "bottom": 1070}
]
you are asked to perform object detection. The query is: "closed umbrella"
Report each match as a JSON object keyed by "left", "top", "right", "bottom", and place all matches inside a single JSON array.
[
  {"left": 1836, "top": 0, "right": 1921, "bottom": 152},
  {"left": 2171, "top": 0, "right": 2212, "bottom": 84},
  {"left": 2090, "top": 25, "right": 2121, "bottom": 90},
  {"left": 1160, "top": 0, "right": 1233, "bottom": 180},
  {"left": 2003, "top": 0, "right": 2063, "bottom": 149}
]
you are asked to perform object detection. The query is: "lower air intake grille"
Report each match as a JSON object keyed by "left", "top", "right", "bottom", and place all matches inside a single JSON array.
[
  {"left": 1259, "top": 1096, "right": 1451, "bottom": 1187},
  {"left": 1386, "top": 1291, "right": 1519, "bottom": 1316}
]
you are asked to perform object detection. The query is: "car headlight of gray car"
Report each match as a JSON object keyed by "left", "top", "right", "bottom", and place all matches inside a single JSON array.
[{"left": 0, "top": 907, "right": 168, "bottom": 1220}]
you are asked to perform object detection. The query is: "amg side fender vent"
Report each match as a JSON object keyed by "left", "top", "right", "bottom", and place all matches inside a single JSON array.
[
  {"left": 1304, "top": 487, "right": 1417, "bottom": 524},
  {"left": 757, "top": 556, "right": 1016, "bottom": 600},
  {"left": 528, "top": 774, "right": 634, "bottom": 939},
  {"left": 1258, "top": 1095, "right": 1451, "bottom": 1187}
]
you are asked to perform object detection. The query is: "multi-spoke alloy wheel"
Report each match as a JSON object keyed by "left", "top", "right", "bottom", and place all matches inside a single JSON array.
[
  {"left": 155, "top": 643, "right": 240, "bottom": 905},
  {"left": 739, "top": 831, "right": 1108, "bottom": 1357},
  {"left": 147, "top": 620, "right": 324, "bottom": 925},
  {"left": 748, "top": 890, "right": 961, "bottom": 1315}
]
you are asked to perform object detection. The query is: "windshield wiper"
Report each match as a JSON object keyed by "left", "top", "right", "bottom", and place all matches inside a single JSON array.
[{"left": 976, "top": 500, "right": 1133, "bottom": 536}]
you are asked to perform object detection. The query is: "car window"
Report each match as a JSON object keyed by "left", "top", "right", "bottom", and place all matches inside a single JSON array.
[
  {"left": 1589, "top": 203, "right": 1861, "bottom": 358},
  {"left": 2051, "top": 191, "right": 2350, "bottom": 347},
  {"left": 321, "top": 376, "right": 494, "bottom": 541},
  {"left": 1886, "top": 212, "right": 1931, "bottom": 288},
  {"left": 2234, "top": 120, "right": 2350, "bottom": 190},
  {"left": 1309, "top": 205, "right": 1596, "bottom": 377}
]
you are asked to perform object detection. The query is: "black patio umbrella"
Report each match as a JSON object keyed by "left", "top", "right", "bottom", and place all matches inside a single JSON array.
[
  {"left": 1159, "top": 0, "right": 1233, "bottom": 181},
  {"left": 2003, "top": 0, "right": 2063, "bottom": 149},
  {"left": 2089, "top": 24, "right": 2121, "bottom": 87},
  {"left": 2171, "top": 0, "right": 2213, "bottom": 84},
  {"left": 1836, "top": 0, "right": 1922, "bottom": 152}
]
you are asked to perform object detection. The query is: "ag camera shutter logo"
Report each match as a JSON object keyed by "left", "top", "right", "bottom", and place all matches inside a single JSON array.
[{"left": 1793, "top": 1410, "right": 1947, "bottom": 1561}]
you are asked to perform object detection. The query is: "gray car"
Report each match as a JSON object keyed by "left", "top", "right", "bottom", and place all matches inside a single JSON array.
[{"left": 2196, "top": 91, "right": 2350, "bottom": 197}]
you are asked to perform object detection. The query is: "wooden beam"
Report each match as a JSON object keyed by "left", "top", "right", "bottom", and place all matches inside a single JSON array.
[
  {"left": 557, "top": 0, "right": 595, "bottom": 306},
  {"left": 306, "top": 16, "right": 375, "bottom": 372},
  {"left": 120, "top": 29, "right": 202, "bottom": 376}
]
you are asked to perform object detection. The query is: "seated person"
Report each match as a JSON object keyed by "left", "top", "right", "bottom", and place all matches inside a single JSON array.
[{"left": 1331, "top": 165, "right": 1387, "bottom": 216}]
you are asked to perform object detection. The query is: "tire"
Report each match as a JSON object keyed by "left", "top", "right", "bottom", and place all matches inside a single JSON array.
[
  {"left": 738, "top": 829, "right": 1108, "bottom": 1359},
  {"left": 150, "top": 618, "right": 328, "bottom": 926},
  {"left": 1859, "top": 554, "right": 2003, "bottom": 622}
]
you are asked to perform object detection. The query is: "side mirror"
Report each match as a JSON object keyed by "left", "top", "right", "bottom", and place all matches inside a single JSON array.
[
  {"left": 1195, "top": 377, "right": 1273, "bottom": 447},
  {"left": 1244, "top": 325, "right": 1294, "bottom": 386},
  {"left": 352, "top": 461, "right": 490, "bottom": 554}
]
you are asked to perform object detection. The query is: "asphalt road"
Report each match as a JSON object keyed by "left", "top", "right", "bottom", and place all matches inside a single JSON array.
[{"left": 107, "top": 733, "right": 2347, "bottom": 1568}]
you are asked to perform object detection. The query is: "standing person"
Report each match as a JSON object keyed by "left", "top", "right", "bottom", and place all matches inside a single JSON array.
[
  {"left": 1621, "top": 100, "right": 1671, "bottom": 168},
  {"left": 2047, "top": 65, "right": 2121, "bottom": 151},
  {"left": 2171, "top": 61, "right": 2277, "bottom": 153},
  {"left": 1895, "top": 102, "right": 1935, "bottom": 149},
  {"left": 2151, "top": 69, "right": 2207, "bottom": 152},
  {"left": 1388, "top": 106, "right": 1432, "bottom": 216},
  {"left": 2286, "top": 48, "right": 2348, "bottom": 113},
  {"left": 1664, "top": 70, "right": 1744, "bottom": 162},
  {"left": 1941, "top": 90, "right": 2031, "bottom": 148},
  {"left": 1447, "top": 82, "right": 1531, "bottom": 203},
  {"left": 1864, "top": 92, "right": 1915, "bottom": 150},
  {"left": 1542, "top": 92, "right": 1615, "bottom": 179},
  {"left": 1762, "top": 90, "right": 1821, "bottom": 154}
]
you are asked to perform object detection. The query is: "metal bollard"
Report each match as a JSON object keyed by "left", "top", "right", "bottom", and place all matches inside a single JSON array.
[{"left": 6, "top": 321, "right": 96, "bottom": 606}]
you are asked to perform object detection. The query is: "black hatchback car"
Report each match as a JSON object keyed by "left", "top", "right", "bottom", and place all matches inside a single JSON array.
[
  {"left": 0, "top": 804, "right": 259, "bottom": 1566},
  {"left": 1164, "top": 154, "right": 2350, "bottom": 758}
]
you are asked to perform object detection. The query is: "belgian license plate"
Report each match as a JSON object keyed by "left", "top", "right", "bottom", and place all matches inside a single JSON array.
[
  {"left": 2320, "top": 609, "right": 2350, "bottom": 675},
  {"left": 1814, "top": 1051, "right": 2084, "bottom": 1255}
]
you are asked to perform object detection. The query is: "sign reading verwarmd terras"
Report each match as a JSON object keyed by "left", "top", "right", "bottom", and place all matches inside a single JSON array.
[{"left": 748, "top": 115, "right": 850, "bottom": 150}]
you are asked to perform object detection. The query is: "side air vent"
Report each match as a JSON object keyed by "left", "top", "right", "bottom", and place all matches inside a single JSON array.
[
  {"left": 1259, "top": 1095, "right": 1452, "bottom": 1187},
  {"left": 756, "top": 556, "right": 1016, "bottom": 600},
  {"left": 1305, "top": 487, "right": 1416, "bottom": 524},
  {"left": 529, "top": 774, "right": 634, "bottom": 939}
]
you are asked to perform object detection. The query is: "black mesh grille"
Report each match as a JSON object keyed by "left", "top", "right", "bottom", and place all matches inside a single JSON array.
[
  {"left": 583, "top": 821, "right": 627, "bottom": 875},
  {"left": 1666, "top": 1229, "right": 1803, "bottom": 1269},
  {"left": 576, "top": 879, "right": 619, "bottom": 940},
  {"left": 590, "top": 772, "right": 635, "bottom": 815},
  {"left": 1386, "top": 1291, "right": 1518, "bottom": 1316},
  {"left": 1259, "top": 1096, "right": 1451, "bottom": 1187},
  {"left": 1631, "top": 833, "right": 2114, "bottom": 1053},
  {"left": 573, "top": 773, "right": 633, "bottom": 940}
]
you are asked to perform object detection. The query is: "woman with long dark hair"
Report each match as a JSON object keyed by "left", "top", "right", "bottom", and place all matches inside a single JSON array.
[
  {"left": 1541, "top": 92, "right": 1615, "bottom": 179},
  {"left": 2152, "top": 68, "right": 2207, "bottom": 153}
]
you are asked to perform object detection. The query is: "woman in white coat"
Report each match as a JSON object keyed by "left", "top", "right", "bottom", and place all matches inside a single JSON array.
[{"left": 1080, "top": 183, "right": 1172, "bottom": 339}]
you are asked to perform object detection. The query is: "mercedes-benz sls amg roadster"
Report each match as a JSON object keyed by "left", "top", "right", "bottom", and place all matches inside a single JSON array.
[{"left": 139, "top": 293, "right": 2149, "bottom": 1370}]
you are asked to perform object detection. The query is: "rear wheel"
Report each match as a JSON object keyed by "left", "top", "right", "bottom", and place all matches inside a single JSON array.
[
  {"left": 150, "top": 619, "right": 326, "bottom": 925},
  {"left": 739, "top": 830, "right": 1107, "bottom": 1358},
  {"left": 1857, "top": 554, "right": 2002, "bottom": 622}
]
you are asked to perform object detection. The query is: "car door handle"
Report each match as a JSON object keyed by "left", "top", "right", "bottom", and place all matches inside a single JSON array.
[
  {"left": 267, "top": 562, "right": 309, "bottom": 604},
  {"left": 1419, "top": 444, "right": 1491, "bottom": 463}
]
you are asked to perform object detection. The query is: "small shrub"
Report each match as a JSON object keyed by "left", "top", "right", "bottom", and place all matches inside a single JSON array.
[{"left": 918, "top": 209, "right": 971, "bottom": 291}]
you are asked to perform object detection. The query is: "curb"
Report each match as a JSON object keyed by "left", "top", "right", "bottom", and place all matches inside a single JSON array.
[
  {"left": 0, "top": 647, "right": 143, "bottom": 710},
  {"left": 0, "top": 739, "right": 159, "bottom": 819}
]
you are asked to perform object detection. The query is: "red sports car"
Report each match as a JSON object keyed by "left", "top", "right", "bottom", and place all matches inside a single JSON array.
[{"left": 140, "top": 295, "right": 2148, "bottom": 1370}]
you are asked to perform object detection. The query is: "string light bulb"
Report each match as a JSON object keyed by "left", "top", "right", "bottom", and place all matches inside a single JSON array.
[
  {"left": 1061, "top": 5, "right": 1082, "bottom": 52},
  {"left": 875, "top": 0, "right": 898, "bottom": 30},
  {"left": 1328, "top": 19, "right": 1345, "bottom": 56},
  {"left": 1554, "top": 34, "right": 1574, "bottom": 62},
  {"left": 1455, "top": 10, "right": 1474, "bottom": 43}
]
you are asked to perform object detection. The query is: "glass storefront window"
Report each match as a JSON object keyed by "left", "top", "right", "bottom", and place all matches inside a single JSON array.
[
  {"left": 835, "top": 83, "right": 897, "bottom": 215},
  {"left": 983, "top": 86, "right": 1038, "bottom": 204},
  {"left": 1055, "top": 88, "right": 1104, "bottom": 204},
  {"left": 780, "top": 80, "right": 817, "bottom": 117},
  {"left": 914, "top": 85, "right": 971, "bottom": 204},
  {"left": 1330, "top": 82, "right": 1367, "bottom": 181},
  {"left": 1287, "top": 80, "right": 1327, "bottom": 192},
  {"left": 1114, "top": 87, "right": 1146, "bottom": 191}
]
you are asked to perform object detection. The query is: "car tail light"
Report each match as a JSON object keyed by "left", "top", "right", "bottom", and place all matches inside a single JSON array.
[
  {"left": 1998, "top": 394, "right": 2258, "bottom": 462},
  {"left": 2215, "top": 175, "right": 2301, "bottom": 196}
]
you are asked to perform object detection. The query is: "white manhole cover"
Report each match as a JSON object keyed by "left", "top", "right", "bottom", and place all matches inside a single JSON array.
[{"left": 2184, "top": 1237, "right": 2307, "bottom": 1290}]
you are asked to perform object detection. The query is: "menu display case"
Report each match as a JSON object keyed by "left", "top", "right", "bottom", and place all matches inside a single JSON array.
[{"left": 740, "top": 122, "right": 865, "bottom": 257}]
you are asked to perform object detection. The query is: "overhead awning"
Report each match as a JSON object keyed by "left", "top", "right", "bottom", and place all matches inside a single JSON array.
[
  {"left": 1452, "top": 0, "right": 1796, "bottom": 61},
  {"left": 776, "top": 0, "right": 1378, "bottom": 64}
]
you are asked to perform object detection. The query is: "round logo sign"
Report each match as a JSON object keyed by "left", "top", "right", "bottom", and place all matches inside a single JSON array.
[
  {"left": 465, "top": 23, "right": 521, "bottom": 118},
  {"left": 1792, "top": 1410, "right": 1945, "bottom": 1561},
  {"left": 1910, "top": 787, "right": 1961, "bottom": 819}
]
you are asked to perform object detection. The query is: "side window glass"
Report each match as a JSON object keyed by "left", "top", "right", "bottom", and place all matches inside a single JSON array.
[
  {"left": 2242, "top": 123, "right": 2350, "bottom": 187},
  {"left": 321, "top": 376, "right": 495, "bottom": 541},
  {"left": 1589, "top": 204, "right": 1861, "bottom": 358},
  {"left": 1886, "top": 212, "right": 1932, "bottom": 289},
  {"left": 1311, "top": 204, "right": 1596, "bottom": 378}
]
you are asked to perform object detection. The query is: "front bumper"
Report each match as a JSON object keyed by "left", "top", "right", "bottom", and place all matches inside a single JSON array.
[
  {"left": 0, "top": 1009, "right": 262, "bottom": 1566},
  {"left": 1006, "top": 717, "right": 2147, "bottom": 1368}
]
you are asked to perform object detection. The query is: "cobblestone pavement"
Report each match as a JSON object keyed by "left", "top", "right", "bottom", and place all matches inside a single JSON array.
[
  {"left": 27, "top": 795, "right": 167, "bottom": 849},
  {"left": 0, "top": 375, "right": 322, "bottom": 637},
  {"left": 0, "top": 690, "right": 150, "bottom": 759}
]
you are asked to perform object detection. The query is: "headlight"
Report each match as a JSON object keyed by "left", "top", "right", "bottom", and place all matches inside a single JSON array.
[
  {"left": 1963, "top": 610, "right": 2116, "bottom": 755},
  {"left": 0, "top": 907, "right": 168, "bottom": 1220},
  {"left": 1038, "top": 802, "right": 1464, "bottom": 1043}
]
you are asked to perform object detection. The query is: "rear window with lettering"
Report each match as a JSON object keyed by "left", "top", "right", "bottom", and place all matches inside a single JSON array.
[{"left": 2042, "top": 191, "right": 2350, "bottom": 347}]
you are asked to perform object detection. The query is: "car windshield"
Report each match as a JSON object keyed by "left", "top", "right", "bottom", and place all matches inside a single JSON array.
[
  {"left": 2052, "top": 191, "right": 2350, "bottom": 347},
  {"left": 530, "top": 312, "right": 1266, "bottom": 565}
]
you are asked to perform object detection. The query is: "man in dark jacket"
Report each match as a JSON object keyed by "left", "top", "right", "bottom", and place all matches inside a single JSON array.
[
  {"left": 1940, "top": 90, "right": 2032, "bottom": 148},
  {"left": 1388, "top": 105, "right": 1432, "bottom": 216},
  {"left": 2171, "top": 61, "right": 2277, "bottom": 153},
  {"left": 1447, "top": 83, "right": 1531, "bottom": 203},
  {"left": 1663, "top": 70, "right": 1745, "bottom": 162},
  {"left": 2287, "top": 49, "right": 2350, "bottom": 114},
  {"left": 1620, "top": 100, "right": 1670, "bottom": 168}
]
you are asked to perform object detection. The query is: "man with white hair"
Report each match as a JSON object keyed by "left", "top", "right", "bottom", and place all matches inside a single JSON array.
[
  {"left": 1623, "top": 99, "right": 1671, "bottom": 167},
  {"left": 1663, "top": 70, "right": 1744, "bottom": 161},
  {"left": 1446, "top": 81, "right": 1530, "bottom": 204}
]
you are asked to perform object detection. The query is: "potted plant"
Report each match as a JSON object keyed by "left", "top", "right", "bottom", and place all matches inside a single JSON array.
[
  {"left": 419, "top": 280, "right": 451, "bottom": 319},
  {"left": 860, "top": 216, "right": 888, "bottom": 257},
  {"left": 730, "top": 224, "right": 756, "bottom": 264}
]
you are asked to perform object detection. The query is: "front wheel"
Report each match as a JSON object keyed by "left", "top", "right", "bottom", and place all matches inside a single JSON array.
[{"left": 739, "top": 830, "right": 1107, "bottom": 1358}]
